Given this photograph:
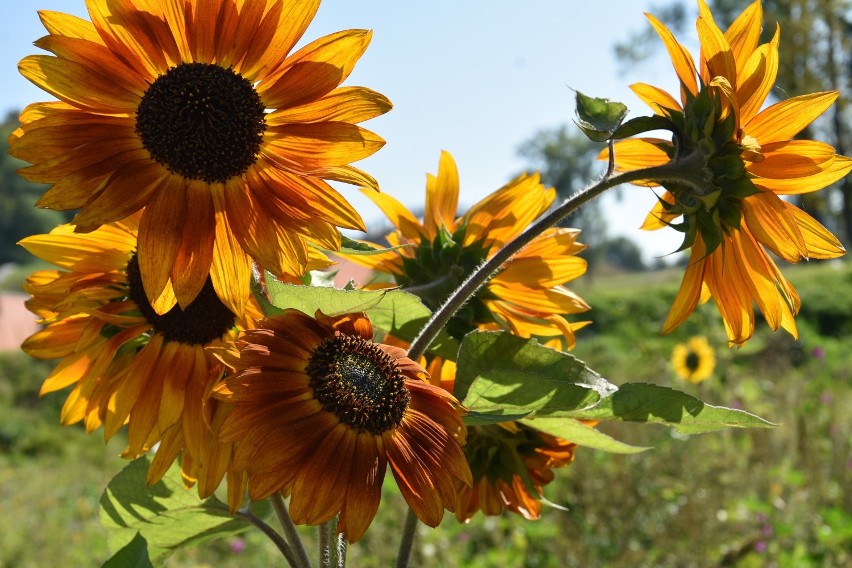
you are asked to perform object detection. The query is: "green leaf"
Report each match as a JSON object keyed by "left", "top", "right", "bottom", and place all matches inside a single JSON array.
[
  {"left": 612, "top": 115, "right": 677, "bottom": 140},
  {"left": 455, "top": 331, "right": 617, "bottom": 415},
  {"left": 575, "top": 90, "right": 629, "bottom": 142},
  {"left": 520, "top": 417, "right": 650, "bottom": 454},
  {"left": 566, "top": 383, "right": 776, "bottom": 433},
  {"left": 250, "top": 274, "right": 284, "bottom": 317},
  {"left": 365, "top": 288, "right": 460, "bottom": 361},
  {"left": 102, "top": 533, "right": 153, "bottom": 568},
  {"left": 265, "top": 281, "right": 388, "bottom": 317},
  {"left": 464, "top": 409, "right": 531, "bottom": 425},
  {"left": 100, "top": 456, "right": 257, "bottom": 563}
]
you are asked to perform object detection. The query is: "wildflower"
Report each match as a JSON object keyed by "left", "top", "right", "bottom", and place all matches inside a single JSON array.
[
  {"left": 20, "top": 215, "right": 258, "bottom": 508},
  {"left": 607, "top": 0, "right": 850, "bottom": 345},
  {"left": 10, "top": 0, "right": 390, "bottom": 315},
  {"left": 212, "top": 309, "right": 471, "bottom": 542},
  {"left": 671, "top": 336, "right": 716, "bottom": 383}
]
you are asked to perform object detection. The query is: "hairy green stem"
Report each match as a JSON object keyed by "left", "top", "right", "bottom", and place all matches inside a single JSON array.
[
  {"left": 271, "top": 493, "right": 312, "bottom": 568},
  {"left": 237, "top": 509, "right": 300, "bottom": 567},
  {"left": 405, "top": 156, "right": 701, "bottom": 362},
  {"left": 394, "top": 508, "right": 420, "bottom": 568},
  {"left": 319, "top": 522, "right": 331, "bottom": 568}
]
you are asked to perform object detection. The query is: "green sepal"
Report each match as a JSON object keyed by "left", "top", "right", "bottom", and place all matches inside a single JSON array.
[
  {"left": 334, "top": 235, "right": 411, "bottom": 256},
  {"left": 574, "top": 90, "right": 629, "bottom": 142}
]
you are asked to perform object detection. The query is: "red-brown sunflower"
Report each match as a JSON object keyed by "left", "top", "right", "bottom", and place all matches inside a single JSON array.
[
  {"left": 10, "top": 0, "right": 391, "bottom": 316},
  {"left": 20, "top": 214, "right": 258, "bottom": 507},
  {"left": 342, "top": 150, "right": 590, "bottom": 346},
  {"left": 605, "top": 0, "right": 850, "bottom": 345},
  {"left": 212, "top": 309, "right": 471, "bottom": 542}
]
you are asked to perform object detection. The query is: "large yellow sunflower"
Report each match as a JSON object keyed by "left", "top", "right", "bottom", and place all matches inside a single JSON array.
[
  {"left": 607, "top": 0, "right": 850, "bottom": 345},
  {"left": 343, "top": 150, "right": 590, "bottom": 346},
  {"left": 20, "top": 215, "right": 258, "bottom": 507},
  {"left": 10, "top": 0, "right": 390, "bottom": 316},
  {"left": 212, "top": 309, "right": 471, "bottom": 542},
  {"left": 671, "top": 336, "right": 716, "bottom": 384}
]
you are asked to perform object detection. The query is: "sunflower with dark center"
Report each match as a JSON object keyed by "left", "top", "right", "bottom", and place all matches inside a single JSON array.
[
  {"left": 340, "top": 150, "right": 591, "bottom": 346},
  {"left": 10, "top": 0, "right": 392, "bottom": 316},
  {"left": 672, "top": 336, "right": 716, "bottom": 384},
  {"left": 213, "top": 309, "right": 471, "bottom": 542},
  {"left": 602, "top": 0, "right": 850, "bottom": 345},
  {"left": 19, "top": 214, "right": 260, "bottom": 510}
]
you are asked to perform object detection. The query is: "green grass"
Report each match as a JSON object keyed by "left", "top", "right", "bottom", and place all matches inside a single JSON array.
[{"left": 2, "top": 261, "right": 850, "bottom": 567}]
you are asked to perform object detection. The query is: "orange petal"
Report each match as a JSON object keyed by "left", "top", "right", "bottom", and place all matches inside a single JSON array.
[
  {"left": 646, "top": 13, "right": 698, "bottom": 100},
  {"left": 748, "top": 91, "right": 839, "bottom": 144}
]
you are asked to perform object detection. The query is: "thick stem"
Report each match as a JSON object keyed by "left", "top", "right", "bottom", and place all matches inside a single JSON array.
[
  {"left": 237, "top": 509, "right": 300, "bottom": 567},
  {"left": 334, "top": 533, "right": 347, "bottom": 568},
  {"left": 394, "top": 508, "right": 420, "bottom": 568},
  {"left": 406, "top": 158, "right": 698, "bottom": 361},
  {"left": 271, "top": 493, "right": 312, "bottom": 568}
]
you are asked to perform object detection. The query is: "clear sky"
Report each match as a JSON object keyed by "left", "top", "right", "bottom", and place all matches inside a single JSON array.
[{"left": 1, "top": 0, "right": 700, "bottom": 260}]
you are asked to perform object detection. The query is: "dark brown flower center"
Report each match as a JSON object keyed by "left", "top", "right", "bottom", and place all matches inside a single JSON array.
[
  {"left": 685, "top": 351, "right": 700, "bottom": 372},
  {"left": 307, "top": 334, "right": 411, "bottom": 435},
  {"left": 126, "top": 254, "right": 236, "bottom": 345},
  {"left": 136, "top": 62, "right": 267, "bottom": 183}
]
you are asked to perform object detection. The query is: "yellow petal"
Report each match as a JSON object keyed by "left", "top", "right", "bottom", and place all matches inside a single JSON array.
[
  {"left": 783, "top": 202, "right": 846, "bottom": 259},
  {"left": 424, "top": 151, "right": 460, "bottom": 240},
  {"left": 748, "top": 91, "right": 839, "bottom": 144},
  {"left": 724, "top": 1, "right": 763, "bottom": 75},
  {"left": 755, "top": 155, "right": 852, "bottom": 195},
  {"left": 641, "top": 191, "right": 679, "bottom": 231},
  {"left": 697, "top": 16, "right": 736, "bottom": 87},
  {"left": 748, "top": 140, "right": 835, "bottom": 179},
  {"left": 646, "top": 13, "right": 698, "bottom": 100},
  {"left": 267, "top": 87, "right": 392, "bottom": 125},
  {"left": 662, "top": 238, "right": 707, "bottom": 335},
  {"left": 737, "top": 25, "right": 779, "bottom": 126},
  {"left": 360, "top": 188, "right": 423, "bottom": 241},
  {"left": 630, "top": 83, "right": 682, "bottom": 115},
  {"left": 742, "top": 192, "right": 807, "bottom": 263}
]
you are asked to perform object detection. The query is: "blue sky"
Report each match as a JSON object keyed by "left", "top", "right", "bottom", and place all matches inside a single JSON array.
[{"left": 1, "top": 0, "right": 700, "bottom": 259}]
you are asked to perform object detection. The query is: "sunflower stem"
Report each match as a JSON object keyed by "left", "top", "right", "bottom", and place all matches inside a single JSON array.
[
  {"left": 335, "top": 533, "right": 347, "bottom": 568},
  {"left": 405, "top": 157, "right": 699, "bottom": 361},
  {"left": 395, "top": 508, "right": 420, "bottom": 568},
  {"left": 271, "top": 493, "right": 312, "bottom": 568},
  {"left": 237, "top": 508, "right": 300, "bottom": 567},
  {"left": 319, "top": 522, "right": 331, "bottom": 568}
]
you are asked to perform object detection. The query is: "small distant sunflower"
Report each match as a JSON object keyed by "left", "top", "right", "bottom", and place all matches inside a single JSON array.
[
  {"left": 605, "top": 0, "right": 850, "bottom": 345},
  {"left": 212, "top": 309, "right": 471, "bottom": 542},
  {"left": 20, "top": 215, "right": 259, "bottom": 504},
  {"left": 342, "top": 150, "right": 590, "bottom": 345},
  {"left": 10, "top": 0, "right": 391, "bottom": 316},
  {"left": 672, "top": 336, "right": 716, "bottom": 384}
]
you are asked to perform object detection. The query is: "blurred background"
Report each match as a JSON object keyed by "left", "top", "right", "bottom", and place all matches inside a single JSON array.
[{"left": 1, "top": 1, "right": 850, "bottom": 566}]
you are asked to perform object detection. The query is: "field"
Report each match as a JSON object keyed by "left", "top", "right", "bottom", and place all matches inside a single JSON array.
[{"left": 1, "top": 261, "right": 850, "bottom": 567}]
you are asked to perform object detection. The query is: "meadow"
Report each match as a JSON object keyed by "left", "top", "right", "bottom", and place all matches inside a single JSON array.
[{"left": 1, "top": 260, "right": 849, "bottom": 567}]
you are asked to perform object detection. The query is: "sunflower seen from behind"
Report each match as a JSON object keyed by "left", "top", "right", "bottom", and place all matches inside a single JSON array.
[
  {"left": 212, "top": 309, "right": 471, "bottom": 542},
  {"left": 672, "top": 336, "right": 716, "bottom": 384},
  {"left": 19, "top": 215, "right": 259, "bottom": 509},
  {"left": 605, "top": 0, "right": 850, "bottom": 346},
  {"left": 10, "top": 0, "right": 391, "bottom": 317},
  {"left": 342, "top": 150, "right": 591, "bottom": 347}
]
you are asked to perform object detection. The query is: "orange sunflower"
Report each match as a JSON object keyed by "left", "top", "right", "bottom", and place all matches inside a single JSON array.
[
  {"left": 212, "top": 309, "right": 471, "bottom": 542},
  {"left": 342, "top": 150, "right": 590, "bottom": 346},
  {"left": 20, "top": 214, "right": 258, "bottom": 507},
  {"left": 606, "top": 0, "right": 850, "bottom": 345},
  {"left": 10, "top": 0, "right": 391, "bottom": 316}
]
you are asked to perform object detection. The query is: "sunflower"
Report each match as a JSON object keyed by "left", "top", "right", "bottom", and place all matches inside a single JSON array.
[
  {"left": 382, "top": 336, "right": 586, "bottom": 521},
  {"left": 671, "top": 336, "right": 716, "bottom": 384},
  {"left": 212, "top": 309, "right": 471, "bottom": 542},
  {"left": 605, "top": 0, "right": 850, "bottom": 346},
  {"left": 342, "top": 150, "right": 590, "bottom": 346},
  {"left": 19, "top": 214, "right": 259, "bottom": 508},
  {"left": 10, "top": 0, "right": 391, "bottom": 316}
]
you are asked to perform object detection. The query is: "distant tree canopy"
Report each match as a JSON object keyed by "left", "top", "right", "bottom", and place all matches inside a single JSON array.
[
  {"left": 1, "top": 112, "right": 73, "bottom": 266},
  {"left": 615, "top": 0, "right": 852, "bottom": 247}
]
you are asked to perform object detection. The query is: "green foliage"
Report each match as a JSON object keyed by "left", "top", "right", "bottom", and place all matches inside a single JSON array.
[
  {"left": 102, "top": 533, "right": 154, "bottom": 568},
  {"left": 100, "top": 456, "right": 260, "bottom": 564},
  {"left": 456, "top": 331, "right": 774, "bottom": 446},
  {"left": 573, "top": 91, "right": 629, "bottom": 142}
]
